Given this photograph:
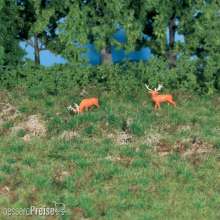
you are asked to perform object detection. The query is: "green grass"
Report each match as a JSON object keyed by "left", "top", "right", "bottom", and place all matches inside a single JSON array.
[{"left": 0, "top": 88, "right": 220, "bottom": 219}]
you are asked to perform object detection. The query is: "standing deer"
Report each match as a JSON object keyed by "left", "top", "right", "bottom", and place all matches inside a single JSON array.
[
  {"left": 67, "top": 97, "right": 99, "bottom": 114},
  {"left": 145, "top": 84, "right": 176, "bottom": 109}
]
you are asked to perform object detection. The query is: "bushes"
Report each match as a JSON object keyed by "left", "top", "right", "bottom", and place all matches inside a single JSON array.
[
  {"left": 0, "top": 56, "right": 219, "bottom": 95},
  {"left": 90, "top": 57, "right": 203, "bottom": 94},
  {"left": 199, "top": 56, "right": 220, "bottom": 94}
]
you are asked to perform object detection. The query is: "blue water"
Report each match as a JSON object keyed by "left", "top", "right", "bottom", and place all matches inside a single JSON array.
[{"left": 20, "top": 28, "right": 183, "bottom": 66}]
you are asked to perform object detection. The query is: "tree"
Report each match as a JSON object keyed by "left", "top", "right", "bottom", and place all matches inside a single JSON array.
[
  {"left": 57, "top": 0, "right": 198, "bottom": 66},
  {"left": 126, "top": 0, "right": 196, "bottom": 67},
  {"left": 0, "top": 0, "right": 4, "bottom": 65},
  {"left": 58, "top": 0, "right": 142, "bottom": 64},
  {"left": 178, "top": 0, "right": 220, "bottom": 92},
  {"left": 17, "top": 0, "right": 68, "bottom": 65},
  {"left": 0, "top": 0, "right": 24, "bottom": 66}
]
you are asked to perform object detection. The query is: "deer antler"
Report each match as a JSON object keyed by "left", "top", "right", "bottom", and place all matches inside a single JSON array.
[
  {"left": 155, "top": 84, "right": 163, "bottom": 91},
  {"left": 74, "top": 103, "right": 80, "bottom": 113},
  {"left": 67, "top": 105, "right": 73, "bottom": 111},
  {"left": 74, "top": 103, "right": 79, "bottom": 110},
  {"left": 74, "top": 103, "right": 79, "bottom": 108},
  {"left": 145, "top": 84, "right": 153, "bottom": 91}
]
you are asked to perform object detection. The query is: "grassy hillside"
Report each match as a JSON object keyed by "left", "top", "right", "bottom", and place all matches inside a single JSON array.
[{"left": 0, "top": 87, "right": 220, "bottom": 220}]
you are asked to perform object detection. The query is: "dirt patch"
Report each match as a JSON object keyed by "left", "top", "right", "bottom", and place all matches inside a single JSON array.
[
  {"left": 105, "top": 155, "right": 133, "bottom": 166},
  {"left": 0, "top": 185, "right": 10, "bottom": 195},
  {"left": 59, "top": 131, "right": 78, "bottom": 141},
  {"left": 178, "top": 139, "right": 213, "bottom": 158},
  {"left": 106, "top": 131, "right": 132, "bottom": 145},
  {"left": 116, "top": 131, "right": 132, "bottom": 145},
  {"left": 0, "top": 91, "right": 9, "bottom": 102},
  {"left": 144, "top": 131, "right": 161, "bottom": 146},
  {"left": 22, "top": 134, "right": 32, "bottom": 143},
  {"left": 0, "top": 118, "right": 4, "bottom": 126},
  {"left": 12, "top": 115, "right": 47, "bottom": 138},
  {"left": 53, "top": 170, "right": 71, "bottom": 184},
  {"left": 177, "top": 125, "right": 192, "bottom": 132},
  {"left": 155, "top": 140, "right": 172, "bottom": 156},
  {"left": 156, "top": 138, "right": 213, "bottom": 158},
  {"left": 71, "top": 207, "right": 89, "bottom": 220},
  {"left": 0, "top": 103, "right": 21, "bottom": 123}
]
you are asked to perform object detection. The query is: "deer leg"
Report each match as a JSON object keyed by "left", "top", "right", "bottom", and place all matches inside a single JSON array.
[
  {"left": 168, "top": 99, "right": 176, "bottom": 107},
  {"left": 154, "top": 103, "right": 160, "bottom": 110}
]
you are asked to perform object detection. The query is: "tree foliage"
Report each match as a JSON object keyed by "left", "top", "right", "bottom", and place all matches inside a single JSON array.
[
  {"left": 0, "top": 0, "right": 25, "bottom": 66},
  {"left": 0, "top": 0, "right": 219, "bottom": 92},
  {"left": 17, "top": 0, "right": 68, "bottom": 64}
]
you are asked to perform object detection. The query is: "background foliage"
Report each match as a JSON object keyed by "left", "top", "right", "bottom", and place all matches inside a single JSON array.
[
  {"left": 1, "top": 56, "right": 216, "bottom": 97},
  {"left": 0, "top": 2, "right": 220, "bottom": 220},
  {"left": 0, "top": 0, "right": 220, "bottom": 93}
]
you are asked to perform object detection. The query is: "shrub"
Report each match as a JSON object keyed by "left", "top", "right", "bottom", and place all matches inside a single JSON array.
[
  {"left": 17, "top": 129, "right": 26, "bottom": 137},
  {"left": 47, "top": 116, "right": 65, "bottom": 135},
  {"left": 83, "top": 125, "right": 97, "bottom": 136},
  {"left": 1, "top": 56, "right": 219, "bottom": 95},
  {"left": 2, "top": 121, "right": 14, "bottom": 129},
  {"left": 129, "top": 122, "right": 144, "bottom": 136}
]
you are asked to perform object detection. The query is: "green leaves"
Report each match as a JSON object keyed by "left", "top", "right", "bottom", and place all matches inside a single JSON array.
[
  {"left": 31, "top": 7, "right": 55, "bottom": 34},
  {"left": 0, "top": 0, "right": 25, "bottom": 66},
  {"left": 0, "top": 0, "right": 3, "bottom": 10},
  {"left": 0, "top": 46, "right": 4, "bottom": 65}
]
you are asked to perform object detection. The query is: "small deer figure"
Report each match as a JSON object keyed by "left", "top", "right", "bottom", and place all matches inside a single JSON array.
[
  {"left": 67, "top": 97, "right": 99, "bottom": 114},
  {"left": 145, "top": 84, "right": 176, "bottom": 109}
]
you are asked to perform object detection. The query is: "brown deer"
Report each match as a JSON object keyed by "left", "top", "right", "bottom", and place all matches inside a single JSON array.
[
  {"left": 145, "top": 84, "right": 176, "bottom": 109},
  {"left": 67, "top": 97, "right": 99, "bottom": 114}
]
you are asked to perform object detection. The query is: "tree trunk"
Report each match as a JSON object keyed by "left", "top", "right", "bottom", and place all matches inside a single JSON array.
[
  {"left": 34, "top": 34, "right": 40, "bottom": 65},
  {"left": 101, "top": 47, "right": 112, "bottom": 64},
  {"left": 167, "top": 15, "right": 177, "bottom": 67}
]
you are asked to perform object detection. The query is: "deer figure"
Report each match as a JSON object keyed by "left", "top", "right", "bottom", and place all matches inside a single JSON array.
[
  {"left": 67, "top": 97, "right": 99, "bottom": 114},
  {"left": 145, "top": 84, "right": 176, "bottom": 109}
]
